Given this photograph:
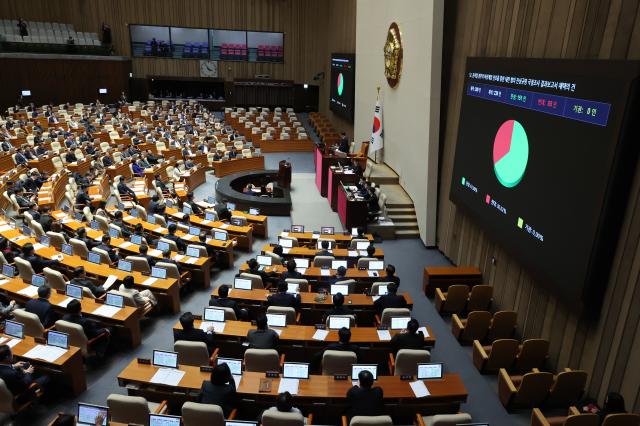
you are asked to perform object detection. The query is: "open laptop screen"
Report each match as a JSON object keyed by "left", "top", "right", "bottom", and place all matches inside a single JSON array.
[
  {"left": 417, "top": 362, "right": 444, "bottom": 380},
  {"left": 152, "top": 350, "right": 178, "bottom": 368},
  {"left": 266, "top": 313, "right": 286, "bottom": 327},
  {"left": 352, "top": 364, "right": 378, "bottom": 380},
  {"left": 328, "top": 316, "right": 351, "bottom": 329},
  {"left": 217, "top": 357, "right": 242, "bottom": 375},
  {"left": 77, "top": 403, "right": 108, "bottom": 426},
  {"left": 283, "top": 362, "right": 309, "bottom": 379}
]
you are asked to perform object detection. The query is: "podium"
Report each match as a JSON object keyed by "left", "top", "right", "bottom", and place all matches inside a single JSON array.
[{"left": 278, "top": 160, "right": 292, "bottom": 188}]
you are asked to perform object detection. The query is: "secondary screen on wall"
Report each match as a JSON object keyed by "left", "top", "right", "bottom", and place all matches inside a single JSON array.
[
  {"left": 330, "top": 53, "right": 355, "bottom": 121},
  {"left": 450, "top": 57, "right": 640, "bottom": 310}
]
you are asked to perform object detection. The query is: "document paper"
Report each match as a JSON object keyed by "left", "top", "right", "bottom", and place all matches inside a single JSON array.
[
  {"left": 150, "top": 368, "right": 185, "bottom": 386},
  {"left": 410, "top": 380, "right": 431, "bottom": 398},
  {"left": 24, "top": 345, "right": 67, "bottom": 363},
  {"left": 278, "top": 378, "right": 300, "bottom": 395}
]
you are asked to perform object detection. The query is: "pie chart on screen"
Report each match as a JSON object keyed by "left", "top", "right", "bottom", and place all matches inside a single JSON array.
[
  {"left": 337, "top": 73, "right": 344, "bottom": 96},
  {"left": 493, "top": 119, "right": 529, "bottom": 188}
]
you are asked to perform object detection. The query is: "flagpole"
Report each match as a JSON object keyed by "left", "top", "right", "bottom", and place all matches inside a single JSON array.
[{"left": 375, "top": 86, "right": 380, "bottom": 164}]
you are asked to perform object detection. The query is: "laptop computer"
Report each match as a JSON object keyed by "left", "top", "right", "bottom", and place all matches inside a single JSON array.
[
  {"left": 205, "top": 212, "right": 217, "bottom": 221},
  {"left": 331, "top": 260, "right": 347, "bottom": 270},
  {"left": 188, "top": 226, "right": 200, "bottom": 236},
  {"left": 368, "top": 260, "right": 384, "bottom": 270},
  {"left": 233, "top": 277, "right": 252, "bottom": 290},
  {"left": 31, "top": 274, "right": 46, "bottom": 288},
  {"left": 256, "top": 255, "right": 272, "bottom": 267},
  {"left": 105, "top": 292, "right": 124, "bottom": 308},
  {"left": 117, "top": 259, "right": 132, "bottom": 272},
  {"left": 183, "top": 205, "right": 192, "bottom": 215},
  {"left": 279, "top": 238, "right": 293, "bottom": 248},
  {"left": 330, "top": 284, "right": 349, "bottom": 295},
  {"left": 39, "top": 235, "right": 50, "bottom": 247},
  {"left": 352, "top": 364, "right": 378, "bottom": 380},
  {"left": 351, "top": 227, "right": 359, "bottom": 237},
  {"left": 328, "top": 316, "right": 351, "bottom": 329},
  {"left": 77, "top": 403, "right": 108, "bottom": 426},
  {"left": 147, "top": 215, "right": 156, "bottom": 224},
  {"left": 282, "top": 362, "right": 310, "bottom": 379},
  {"left": 108, "top": 228, "right": 119, "bottom": 238},
  {"left": 1, "top": 264, "right": 15, "bottom": 278},
  {"left": 130, "top": 234, "right": 143, "bottom": 245},
  {"left": 203, "top": 307, "right": 225, "bottom": 323},
  {"left": 217, "top": 357, "right": 242, "bottom": 375},
  {"left": 214, "top": 231, "right": 228, "bottom": 241},
  {"left": 47, "top": 330, "right": 69, "bottom": 349},
  {"left": 156, "top": 241, "right": 170, "bottom": 252},
  {"left": 149, "top": 414, "right": 181, "bottom": 426},
  {"left": 226, "top": 202, "right": 236, "bottom": 211},
  {"left": 290, "top": 225, "right": 304, "bottom": 233},
  {"left": 266, "top": 313, "right": 287, "bottom": 328},
  {"left": 293, "top": 258, "right": 309, "bottom": 269},
  {"left": 66, "top": 284, "right": 83, "bottom": 300},
  {"left": 90, "top": 220, "right": 100, "bottom": 230},
  {"left": 151, "top": 266, "right": 168, "bottom": 279},
  {"left": 4, "top": 320, "right": 23, "bottom": 339},
  {"left": 185, "top": 245, "right": 200, "bottom": 257},
  {"left": 390, "top": 317, "right": 411, "bottom": 330},
  {"left": 87, "top": 251, "right": 101, "bottom": 264},
  {"left": 417, "top": 362, "right": 444, "bottom": 380},
  {"left": 61, "top": 243, "right": 74, "bottom": 256},
  {"left": 152, "top": 350, "right": 179, "bottom": 368},
  {"left": 356, "top": 241, "right": 370, "bottom": 250},
  {"left": 317, "top": 241, "right": 333, "bottom": 250}
]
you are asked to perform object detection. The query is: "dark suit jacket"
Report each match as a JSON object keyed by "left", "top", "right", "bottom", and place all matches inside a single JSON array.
[
  {"left": 324, "top": 341, "right": 361, "bottom": 360},
  {"left": 267, "top": 292, "right": 300, "bottom": 309},
  {"left": 96, "top": 243, "right": 118, "bottom": 263},
  {"left": 373, "top": 294, "right": 407, "bottom": 313},
  {"left": 25, "top": 298, "right": 58, "bottom": 327},
  {"left": 70, "top": 277, "right": 105, "bottom": 298},
  {"left": 173, "top": 327, "right": 215, "bottom": 353},
  {"left": 247, "top": 329, "right": 279, "bottom": 350},
  {"left": 23, "top": 254, "right": 58, "bottom": 274},
  {"left": 346, "top": 386, "right": 384, "bottom": 418},
  {"left": 209, "top": 297, "right": 240, "bottom": 318},
  {"left": 75, "top": 192, "right": 91, "bottom": 206},
  {"left": 376, "top": 275, "right": 401, "bottom": 286},
  {"left": 199, "top": 381, "right": 236, "bottom": 416},
  {"left": 0, "top": 364, "right": 34, "bottom": 395},
  {"left": 325, "top": 305, "right": 354, "bottom": 320},
  {"left": 61, "top": 313, "right": 106, "bottom": 339},
  {"left": 281, "top": 270, "right": 303, "bottom": 280},
  {"left": 165, "top": 233, "right": 186, "bottom": 252},
  {"left": 391, "top": 331, "right": 425, "bottom": 353}
]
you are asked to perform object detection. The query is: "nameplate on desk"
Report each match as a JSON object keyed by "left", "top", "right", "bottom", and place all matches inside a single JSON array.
[
  {"left": 400, "top": 375, "right": 414, "bottom": 381},
  {"left": 333, "top": 374, "right": 348, "bottom": 381},
  {"left": 358, "top": 266, "right": 366, "bottom": 271},
  {"left": 259, "top": 378, "right": 272, "bottom": 392},
  {"left": 200, "top": 366, "right": 214, "bottom": 373},
  {"left": 265, "top": 371, "right": 279, "bottom": 378},
  {"left": 314, "top": 324, "right": 326, "bottom": 330},
  {"left": 193, "top": 314, "right": 202, "bottom": 320},
  {"left": 137, "top": 357, "right": 151, "bottom": 364}
]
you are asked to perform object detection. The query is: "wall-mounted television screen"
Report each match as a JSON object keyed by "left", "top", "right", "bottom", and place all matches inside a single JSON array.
[{"left": 330, "top": 53, "right": 356, "bottom": 122}]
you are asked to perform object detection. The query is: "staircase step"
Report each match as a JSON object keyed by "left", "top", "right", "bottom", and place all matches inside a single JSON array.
[
  {"left": 396, "top": 229, "right": 421, "bottom": 239},
  {"left": 386, "top": 207, "right": 415, "bottom": 214},
  {"left": 388, "top": 214, "right": 417, "bottom": 223},
  {"left": 370, "top": 176, "right": 399, "bottom": 185},
  {"left": 394, "top": 222, "right": 419, "bottom": 231}
]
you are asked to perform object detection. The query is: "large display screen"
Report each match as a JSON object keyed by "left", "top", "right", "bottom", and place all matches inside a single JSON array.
[
  {"left": 330, "top": 53, "right": 356, "bottom": 121},
  {"left": 450, "top": 57, "right": 640, "bottom": 312}
]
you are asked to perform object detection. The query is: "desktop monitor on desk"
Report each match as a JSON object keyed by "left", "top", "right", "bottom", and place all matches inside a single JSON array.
[
  {"left": 31, "top": 274, "right": 47, "bottom": 288},
  {"left": 417, "top": 362, "right": 444, "bottom": 380},
  {"left": 203, "top": 307, "right": 225, "bottom": 322},
  {"left": 217, "top": 357, "right": 242, "bottom": 375},
  {"left": 266, "top": 313, "right": 286, "bottom": 328},
  {"left": 293, "top": 258, "right": 309, "bottom": 269},
  {"left": 77, "top": 403, "right": 108, "bottom": 426},
  {"left": 152, "top": 350, "right": 178, "bottom": 368},
  {"left": 151, "top": 266, "right": 168, "bottom": 279},
  {"left": 105, "top": 292, "right": 124, "bottom": 308},
  {"left": 291, "top": 225, "right": 304, "bottom": 233},
  {"left": 149, "top": 414, "right": 181, "bottom": 426},
  {"left": 66, "top": 284, "right": 83, "bottom": 300},
  {"left": 328, "top": 315, "right": 351, "bottom": 329},
  {"left": 4, "top": 320, "right": 23, "bottom": 339},
  {"left": 283, "top": 362, "right": 310, "bottom": 379},
  {"left": 47, "top": 330, "right": 69, "bottom": 349},
  {"left": 352, "top": 364, "right": 377, "bottom": 380}
]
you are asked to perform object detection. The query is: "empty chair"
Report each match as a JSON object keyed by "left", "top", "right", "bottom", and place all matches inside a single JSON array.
[
  {"left": 182, "top": 402, "right": 228, "bottom": 426},
  {"left": 531, "top": 407, "right": 598, "bottom": 426},
  {"left": 174, "top": 340, "right": 212, "bottom": 366},
  {"left": 498, "top": 368, "right": 554, "bottom": 410},
  {"left": 107, "top": 394, "right": 167, "bottom": 426},
  {"left": 379, "top": 308, "right": 411, "bottom": 327},
  {"left": 313, "top": 255, "right": 335, "bottom": 268},
  {"left": 322, "top": 350, "right": 357, "bottom": 375},
  {"left": 451, "top": 311, "right": 492, "bottom": 344},
  {"left": 244, "top": 348, "right": 281, "bottom": 372},
  {"left": 14, "top": 257, "right": 35, "bottom": 283},
  {"left": 546, "top": 369, "right": 588, "bottom": 408},
  {"left": 262, "top": 409, "right": 306, "bottom": 426},
  {"left": 267, "top": 306, "right": 298, "bottom": 324},
  {"left": 126, "top": 256, "right": 151, "bottom": 274},
  {"left": 239, "top": 272, "right": 265, "bottom": 289},
  {"left": 514, "top": 338, "right": 550, "bottom": 372},
  {"left": 487, "top": 310, "right": 517, "bottom": 341},
  {"left": 416, "top": 413, "right": 473, "bottom": 426},
  {"left": 473, "top": 338, "right": 519, "bottom": 373},
  {"left": 13, "top": 309, "right": 46, "bottom": 338},
  {"left": 389, "top": 349, "right": 431, "bottom": 376},
  {"left": 602, "top": 414, "right": 640, "bottom": 426},
  {"left": 347, "top": 416, "right": 394, "bottom": 426},
  {"left": 467, "top": 284, "right": 493, "bottom": 311},
  {"left": 69, "top": 238, "right": 89, "bottom": 259},
  {"left": 434, "top": 285, "right": 470, "bottom": 314}
]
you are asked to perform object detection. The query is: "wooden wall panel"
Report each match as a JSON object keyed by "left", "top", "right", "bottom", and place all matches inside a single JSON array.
[{"left": 439, "top": 0, "right": 640, "bottom": 410}]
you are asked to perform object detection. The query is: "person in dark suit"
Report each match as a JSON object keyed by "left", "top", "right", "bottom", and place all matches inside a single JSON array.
[
  {"left": 69, "top": 266, "right": 105, "bottom": 298},
  {"left": 324, "top": 293, "right": 355, "bottom": 320},
  {"left": 101, "top": 154, "right": 113, "bottom": 167},
  {"left": 373, "top": 283, "right": 407, "bottom": 314},
  {"left": 281, "top": 259, "right": 303, "bottom": 280},
  {"left": 390, "top": 318, "right": 425, "bottom": 353},
  {"left": 174, "top": 312, "right": 215, "bottom": 354},
  {"left": 25, "top": 286, "right": 58, "bottom": 327},
  {"left": 323, "top": 327, "right": 361, "bottom": 361},
  {"left": 209, "top": 284, "right": 242, "bottom": 318},
  {"left": 25, "top": 203, "right": 40, "bottom": 222},
  {"left": 199, "top": 363, "right": 236, "bottom": 416},
  {"left": 316, "top": 240, "right": 332, "bottom": 257},
  {"left": 247, "top": 314, "right": 279, "bottom": 349},
  {"left": 138, "top": 245, "right": 157, "bottom": 268},
  {"left": 148, "top": 195, "right": 165, "bottom": 215},
  {"left": 338, "top": 132, "right": 350, "bottom": 154},
  {"left": 376, "top": 264, "right": 400, "bottom": 286},
  {"left": 75, "top": 185, "right": 92, "bottom": 207},
  {"left": 62, "top": 299, "right": 110, "bottom": 357},
  {"left": 96, "top": 235, "right": 119, "bottom": 263},
  {"left": 328, "top": 266, "right": 348, "bottom": 285},
  {"left": 64, "top": 150, "right": 77, "bottom": 163},
  {"left": 13, "top": 148, "right": 28, "bottom": 165},
  {"left": 345, "top": 370, "right": 384, "bottom": 419},
  {"left": 14, "top": 188, "right": 31, "bottom": 207},
  {"left": 117, "top": 180, "right": 138, "bottom": 203},
  {"left": 267, "top": 280, "right": 301, "bottom": 309},
  {"left": 165, "top": 223, "right": 187, "bottom": 252},
  {"left": 111, "top": 211, "right": 131, "bottom": 238},
  {"left": 245, "top": 258, "right": 272, "bottom": 286},
  {"left": 20, "top": 243, "right": 59, "bottom": 273},
  {"left": 0, "top": 344, "right": 49, "bottom": 402},
  {"left": 76, "top": 227, "right": 99, "bottom": 250},
  {"left": 186, "top": 192, "right": 203, "bottom": 215}
]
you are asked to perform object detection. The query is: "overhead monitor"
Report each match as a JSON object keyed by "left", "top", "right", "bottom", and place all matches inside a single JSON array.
[{"left": 330, "top": 53, "right": 356, "bottom": 122}]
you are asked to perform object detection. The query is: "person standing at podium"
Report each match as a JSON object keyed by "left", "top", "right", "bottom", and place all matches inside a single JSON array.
[{"left": 338, "top": 132, "right": 350, "bottom": 154}]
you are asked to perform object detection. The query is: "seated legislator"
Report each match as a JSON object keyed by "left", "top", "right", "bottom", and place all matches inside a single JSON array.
[
  {"left": 20, "top": 243, "right": 60, "bottom": 273},
  {"left": 328, "top": 266, "right": 348, "bottom": 285},
  {"left": 376, "top": 264, "right": 400, "bottom": 286},
  {"left": 346, "top": 369, "right": 384, "bottom": 419},
  {"left": 264, "top": 391, "right": 305, "bottom": 421},
  {"left": 96, "top": 235, "right": 119, "bottom": 263},
  {"left": 199, "top": 363, "right": 237, "bottom": 416},
  {"left": 324, "top": 327, "right": 361, "bottom": 360},
  {"left": 247, "top": 314, "right": 279, "bottom": 350},
  {"left": 119, "top": 275, "right": 157, "bottom": 308},
  {"left": 0, "top": 344, "right": 49, "bottom": 402},
  {"left": 111, "top": 211, "right": 131, "bottom": 238},
  {"left": 0, "top": 299, "right": 16, "bottom": 320},
  {"left": 209, "top": 284, "right": 241, "bottom": 319},
  {"left": 62, "top": 299, "right": 111, "bottom": 357},
  {"left": 267, "top": 280, "right": 301, "bottom": 309},
  {"left": 324, "top": 293, "right": 354, "bottom": 320},
  {"left": 316, "top": 240, "right": 333, "bottom": 257},
  {"left": 373, "top": 283, "right": 407, "bottom": 314},
  {"left": 25, "top": 286, "right": 59, "bottom": 327},
  {"left": 76, "top": 227, "right": 99, "bottom": 250},
  {"left": 137, "top": 245, "right": 157, "bottom": 268},
  {"left": 165, "top": 224, "right": 187, "bottom": 253},
  {"left": 281, "top": 259, "right": 303, "bottom": 280},
  {"left": 390, "top": 318, "right": 426, "bottom": 352},
  {"left": 245, "top": 258, "right": 272, "bottom": 285},
  {"left": 70, "top": 266, "right": 106, "bottom": 298},
  {"left": 173, "top": 311, "right": 215, "bottom": 354}
]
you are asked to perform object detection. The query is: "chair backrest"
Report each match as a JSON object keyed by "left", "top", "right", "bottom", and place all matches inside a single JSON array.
[
  {"left": 0, "top": 378, "right": 17, "bottom": 413},
  {"left": 82, "top": 206, "right": 94, "bottom": 222},
  {"left": 174, "top": 340, "right": 210, "bottom": 366},
  {"left": 239, "top": 272, "right": 264, "bottom": 289},
  {"left": 487, "top": 310, "right": 517, "bottom": 341},
  {"left": 440, "top": 284, "right": 470, "bottom": 313},
  {"left": 230, "top": 215, "right": 248, "bottom": 226},
  {"left": 349, "top": 238, "right": 370, "bottom": 249},
  {"left": 126, "top": 256, "right": 151, "bottom": 274},
  {"left": 350, "top": 415, "right": 394, "bottom": 426},
  {"left": 92, "top": 247, "right": 112, "bottom": 265},
  {"left": 262, "top": 409, "right": 305, "bottom": 426},
  {"left": 370, "top": 282, "right": 394, "bottom": 295},
  {"left": 244, "top": 348, "right": 280, "bottom": 372},
  {"left": 321, "top": 350, "right": 357, "bottom": 375},
  {"left": 14, "top": 257, "right": 35, "bottom": 283},
  {"left": 485, "top": 339, "right": 519, "bottom": 372},
  {"left": 460, "top": 311, "right": 492, "bottom": 342},
  {"left": 428, "top": 413, "right": 473, "bottom": 426},
  {"left": 135, "top": 204, "right": 147, "bottom": 220},
  {"left": 108, "top": 224, "right": 122, "bottom": 238},
  {"left": 514, "top": 339, "right": 549, "bottom": 372},
  {"left": 601, "top": 414, "right": 640, "bottom": 426},
  {"left": 159, "top": 237, "right": 179, "bottom": 253},
  {"left": 46, "top": 231, "right": 67, "bottom": 250},
  {"left": 13, "top": 309, "right": 44, "bottom": 338},
  {"left": 562, "top": 413, "right": 600, "bottom": 426},
  {"left": 547, "top": 370, "right": 588, "bottom": 407},
  {"left": 380, "top": 308, "right": 411, "bottom": 326},
  {"left": 181, "top": 402, "right": 225, "bottom": 426},
  {"left": 153, "top": 214, "right": 167, "bottom": 226},
  {"left": 325, "top": 315, "right": 355, "bottom": 328},
  {"left": 156, "top": 262, "right": 181, "bottom": 280},
  {"left": 188, "top": 245, "right": 208, "bottom": 258},
  {"left": 313, "top": 255, "right": 335, "bottom": 268},
  {"left": 30, "top": 220, "right": 45, "bottom": 239},
  {"left": 95, "top": 215, "right": 110, "bottom": 233},
  {"left": 69, "top": 238, "right": 89, "bottom": 259},
  {"left": 513, "top": 371, "right": 554, "bottom": 407},
  {"left": 55, "top": 319, "right": 89, "bottom": 356},
  {"left": 266, "top": 251, "right": 282, "bottom": 265},
  {"left": 394, "top": 349, "right": 431, "bottom": 376},
  {"left": 267, "top": 306, "right": 296, "bottom": 324},
  {"left": 42, "top": 267, "right": 68, "bottom": 291},
  {"left": 214, "top": 306, "right": 237, "bottom": 321},
  {"left": 284, "top": 278, "right": 308, "bottom": 292},
  {"left": 356, "top": 257, "right": 378, "bottom": 269},
  {"left": 467, "top": 284, "right": 493, "bottom": 311},
  {"left": 107, "top": 394, "right": 151, "bottom": 426}
]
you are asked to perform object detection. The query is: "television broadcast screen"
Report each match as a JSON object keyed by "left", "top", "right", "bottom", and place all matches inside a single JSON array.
[
  {"left": 449, "top": 57, "right": 640, "bottom": 312},
  {"left": 330, "top": 53, "right": 356, "bottom": 121}
]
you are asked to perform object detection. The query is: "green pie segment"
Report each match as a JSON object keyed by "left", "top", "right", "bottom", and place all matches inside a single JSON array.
[{"left": 493, "top": 120, "right": 529, "bottom": 188}]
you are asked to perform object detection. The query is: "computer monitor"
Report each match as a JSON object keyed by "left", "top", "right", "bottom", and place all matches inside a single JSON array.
[
  {"left": 375, "top": 285, "right": 388, "bottom": 296},
  {"left": 279, "top": 238, "right": 293, "bottom": 248},
  {"left": 105, "top": 292, "right": 124, "bottom": 308},
  {"left": 66, "top": 284, "right": 83, "bottom": 300},
  {"left": 203, "top": 307, "right": 225, "bottom": 322},
  {"left": 21, "top": 225, "right": 31, "bottom": 236},
  {"left": 249, "top": 208, "right": 260, "bottom": 215},
  {"left": 368, "top": 260, "right": 384, "bottom": 270},
  {"left": 185, "top": 245, "right": 200, "bottom": 257},
  {"left": 21, "top": 90, "right": 31, "bottom": 96},
  {"left": 128, "top": 208, "right": 138, "bottom": 218},
  {"left": 205, "top": 212, "right": 217, "bottom": 221},
  {"left": 331, "top": 260, "right": 347, "bottom": 270},
  {"left": 108, "top": 228, "right": 119, "bottom": 238},
  {"left": 283, "top": 362, "right": 310, "bottom": 379},
  {"left": 31, "top": 274, "right": 46, "bottom": 288},
  {"left": 390, "top": 317, "right": 411, "bottom": 330},
  {"left": 156, "top": 241, "right": 170, "bottom": 252},
  {"left": 151, "top": 266, "right": 168, "bottom": 279},
  {"left": 226, "top": 202, "right": 236, "bottom": 211},
  {"left": 98, "top": 88, "right": 108, "bottom": 94},
  {"left": 351, "top": 227, "right": 359, "bottom": 237},
  {"left": 39, "top": 235, "right": 50, "bottom": 247},
  {"left": 147, "top": 215, "right": 156, "bottom": 224},
  {"left": 286, "top": 283, "right": 299, "bottom": 294},
  {"left": 4, "top": 320, "right": 23, "bottom": 339},
  {"left": 183, "top": 205, "right": 192, "bottom": 215},
  {"left": 149, "top": 414, "right": 181, "bottom": 426},
  {"left": 217, "top": 357, "right": 242, "bottom": 375},
  {"left": 266, "top": 313, "right": 286, "bottom": 327},
  {"left": 47, "top": 330, "right": 69, "bottom": 349},
  {"left": 256, "top": 255, "right": 272, "bottom": 266},
  {"left": 233, "top": 277, "right": 252, "bottom": 290},
  {"left": 1, "top": 264, "right": 14, "bottom": 278},
  {"left": 317, "top": 241, "right": 333, "bottom": 250},
  {"left": 90, "top": 220, "right": 100, "bottom": 230},
  {"left": 225, "top": 421, "right": 258, "bottom": 426},
  {"left": 61, "top": 243, "right": 73, "bottom": 256},
  {"left": 321, "top": 226, "right": 334, "bottom": 235},
  {"left": 417, "top": 362, "right": 444, "bottom": 380},
  {"left": 290, "top": 225, "right": 304, "bottom": 233},
  {"left": 77, "top": 403, "right": 108, "bottom": 426},
  {"left": 330, "top": 284, "right": 349, "bottom": 296},
  {"left": 87, "top": 251, "right": 101, "bottom": 264},
  {"left": 356, "top": 241, "right": 370, "bottom": 250},
  {"left": 214, "top": 231, "right": 228, "bottom": 241},
  {"left": 230, "top": 218, "right": 242, "bottom": 226},
  {"left": 152, "top": 350, "right": 178, "bottom": 368},
  {"left": 352, "top": 364, "right": 377, "bottom": 380},
  {"left": 130, "top": 234, "right": 143, "bottom": 245},
  {"left": 293, "top": 258, "right": 309, "bottom": 268},
  {"left": 188, "top": 226, "right": 200, "bottom": 236},
  {"left": 328, "top": 316, "right": 351, "bottom": 329},
  {"left": 117, "top": 260, "right": 132, "bottom": 272}
]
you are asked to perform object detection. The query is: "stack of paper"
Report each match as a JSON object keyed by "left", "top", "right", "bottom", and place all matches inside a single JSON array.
[
  {"left": 278, "top": 378, "right": 299, "bottom": 395},
  {"left": 18, "top": 286, "right": 39, "bottom": 297},
  {"left": 5, "top": 339, "right": 21, "bottom": 348},
  {"left": 0, "top": 279, "right": 10, "bottom": 286},
  {"left": 200, "top": 321, "right": 226, "bottom": 333},
  {"left": 142, "top": 277, "right": 157, "bottom": 286},
  {"left": 410, "top": 380, "right": 430, "bottom": 398},
  {"left": 24, "top": 344, "right": 67, "bottom": 363},
  {"left": 312, "top": 329, "right": 329, "bottom": 341},
  {"left": 232, "top": 374, "right": 242, "bottom": 390},
  {"left": 119, "top": 242, "right": 133, "bottom": 248},
  {"left": 57, "top": 297, "right": 74, "bottom": 308},
  {"left": 321, "top": 270, "right": 331, "bottom": 276},
  {"left": 186, "top": 257, "right": 198, "bottom": 264},
  {"left": 93, "top": 305, "right": 121, "bottom": 318},
  {"left": 32, "top": 243, "right": 45, "bottom": 251},
  {"left": 0, "top": 225, "right": 11, "bottom": 232},
  {"left": 150, "top": 368, "right": 185, "bottom": 386},
  {"left": 174, "top": 254, "right": 185, "bottom": 262}
]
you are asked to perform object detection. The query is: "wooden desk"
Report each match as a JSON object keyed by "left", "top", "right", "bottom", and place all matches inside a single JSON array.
[
  {"left": 2, "top": 333, "right": 86, "bottom": 396},
  {"left": 117, "top": 363, "right": 466, "bottom": 420},
  {"left": 314, "top": 146, "right": 342, "bottom": 197},
  {"left": 37, "top": 171, "right": 68, "bottom": 209},
  {"left": 231, "top": 210, "right": 268, "bottom": 238},
  {"left": 213, "top": 156, "right": 265, "bottom": 177},
  {"left": 211, "top": 287, "right": 412, "bottom": 326},
  {"left": 423, "top": 266, "right": 483, "bottom": 297},
  {"left": 261, "top": 244, "right": 384, "bottom": 260},
  {"left": 27, "top": 156, "right": 57, "bottom": 175},
  {"left": 66, "top": 158, "right": 92, "bottom": 176},
  {"left": 329, "top": 167, "right": 361, "bottom": 211},
  {"left": 338, "top": 184, "right": 368, "bottom": 230},
  {"left": 278, "top": 231, "right": 373, "bottom": 247},
  {"left": 182, "top": 166, "right": 206, "bottom": 190},
  {"left": 106, "top": 160, "right": 133, "bottom": 180},
  {"left": 0, "top": 278, "right": 143, "bottom": 347}
]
